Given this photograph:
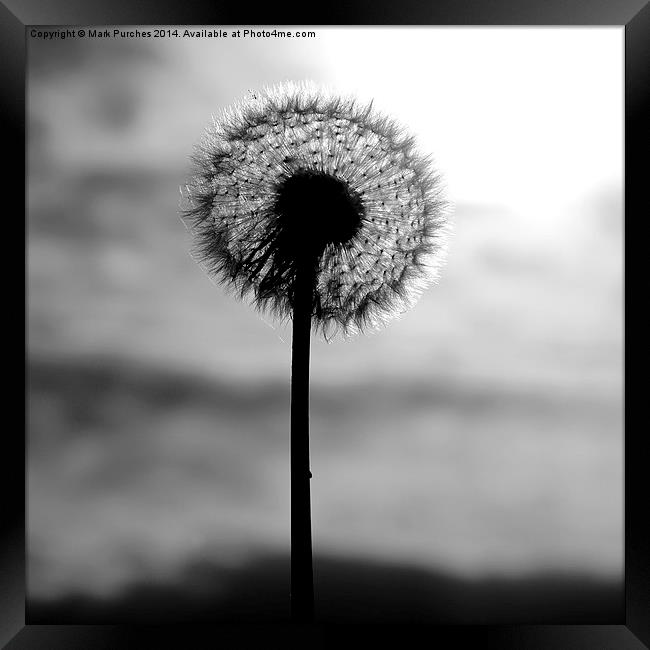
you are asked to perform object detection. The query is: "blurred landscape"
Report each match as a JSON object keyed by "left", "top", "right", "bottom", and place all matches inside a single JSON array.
[
  {"left": 27, "top": 29, "right": 623, "bottom": 622},
  {"left": 28, "top": 356, "right": 623, "bottom": 623}
]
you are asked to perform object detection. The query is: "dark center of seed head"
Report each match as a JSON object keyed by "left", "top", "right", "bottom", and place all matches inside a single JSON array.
[{"left": 274, "top": 170, "right": 364, "bottom": 259}]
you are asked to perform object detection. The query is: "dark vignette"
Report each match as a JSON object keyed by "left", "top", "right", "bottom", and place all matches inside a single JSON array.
[{"left": 624, "top": 0, "right": 650, "bottom": 647}]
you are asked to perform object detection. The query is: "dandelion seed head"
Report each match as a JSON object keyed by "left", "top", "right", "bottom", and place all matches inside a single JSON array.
[{"left": 182, "top": 81, "right": 450, "bottom": 337}]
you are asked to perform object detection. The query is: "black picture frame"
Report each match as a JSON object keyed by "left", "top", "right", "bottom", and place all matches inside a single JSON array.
[{"left": 6, "top": 1, "right": 647, "bottom": 647}]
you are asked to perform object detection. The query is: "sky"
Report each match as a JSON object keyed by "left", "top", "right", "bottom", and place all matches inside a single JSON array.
[{"left": 27, "top": 27, "right": 623, "bottom": 605}]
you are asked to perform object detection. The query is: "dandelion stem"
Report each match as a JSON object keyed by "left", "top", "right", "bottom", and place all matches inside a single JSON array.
[{"left": 290, "top": 260, "right": 316, "bottom": 623}]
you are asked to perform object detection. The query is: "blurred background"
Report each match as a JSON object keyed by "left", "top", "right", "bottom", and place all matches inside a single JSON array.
[{"left": 27, "top": 27, "right": 623, "bottom": 623}]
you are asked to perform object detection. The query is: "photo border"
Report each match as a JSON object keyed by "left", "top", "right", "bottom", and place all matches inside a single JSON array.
[{"left": 5, "top": 0, "right": 647, "bottom": 647}]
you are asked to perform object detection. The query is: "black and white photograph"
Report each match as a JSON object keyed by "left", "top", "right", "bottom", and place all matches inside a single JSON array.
[{"left": 25, "top": 25, "right": 626, "bottom": 627}]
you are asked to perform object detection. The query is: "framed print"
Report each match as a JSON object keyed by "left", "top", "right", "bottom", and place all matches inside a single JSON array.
[{"left": 5, "top": 1, "right": 648, "bottom": 647}]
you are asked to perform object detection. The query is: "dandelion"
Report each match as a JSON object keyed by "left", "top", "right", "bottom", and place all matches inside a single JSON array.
[
  {"left": 183, "top": 82, "right": 448, "bottom": 337},
  {"left": 182, "top": 82, "right": 450, "bottom": 622}
]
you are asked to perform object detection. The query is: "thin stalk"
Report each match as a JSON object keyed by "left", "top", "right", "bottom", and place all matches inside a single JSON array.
[{"left": 290, "top": 261, "right": 316, "bottom": 623}]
